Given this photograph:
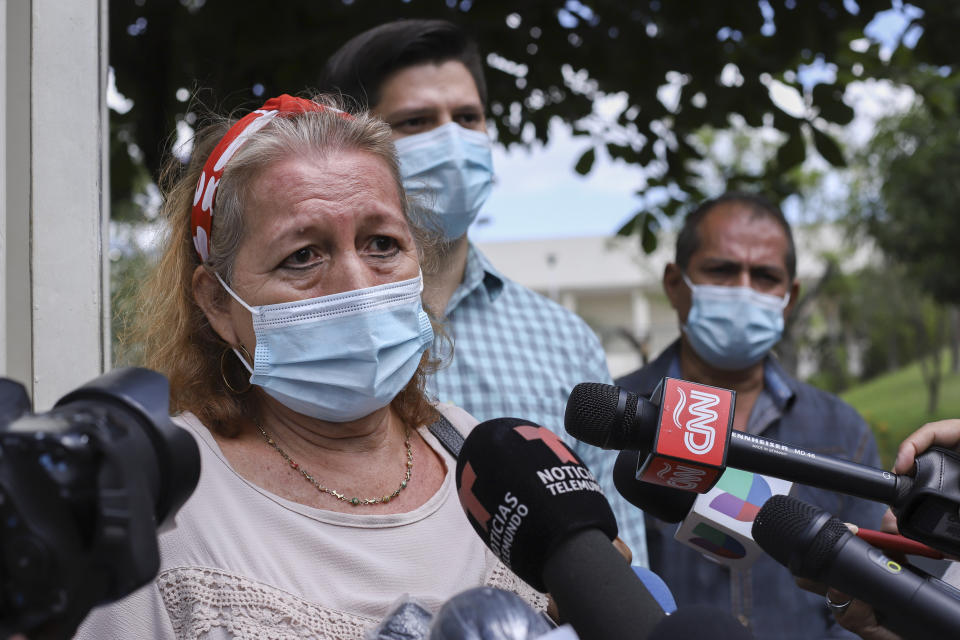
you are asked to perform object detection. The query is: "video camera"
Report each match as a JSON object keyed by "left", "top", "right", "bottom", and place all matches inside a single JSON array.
[{"left": 0, "top": 367, "right": 200, "bottom": 639}]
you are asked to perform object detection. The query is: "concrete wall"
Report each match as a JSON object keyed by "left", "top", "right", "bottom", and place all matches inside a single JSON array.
[
  {"left": 477, "top": 227, "right": 874, "bottom": 380},
  {"left": 1, "top": 0, "right": 108, "bottom": 409}
]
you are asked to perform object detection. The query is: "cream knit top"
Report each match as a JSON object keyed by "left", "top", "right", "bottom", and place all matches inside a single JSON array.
[{"left": 75, "top": 404, "right": 544, "bottom": 639}]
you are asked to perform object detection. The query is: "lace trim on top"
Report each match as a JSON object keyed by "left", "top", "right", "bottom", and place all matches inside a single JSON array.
[
  {"left": 159, "top": 567, "right": 375, "bottom": 640},
  {"left": 485, "top": 560, "right": 549, "bottom": 612},
  {"left": 158, "top": 563, "right": 547, "bottom": 640}
]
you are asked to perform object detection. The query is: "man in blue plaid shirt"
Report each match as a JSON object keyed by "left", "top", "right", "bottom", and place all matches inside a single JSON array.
[{"left": 322, "top": 19, "right": 648, "bottom": 566}]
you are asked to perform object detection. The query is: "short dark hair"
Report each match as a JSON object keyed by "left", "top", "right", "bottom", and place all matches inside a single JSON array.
[
  {"left": 319, "top": 19, "right": 487, "bottom": 111},
  {"left": 675, "top": 192, "right": 797, "bottom": 281}
]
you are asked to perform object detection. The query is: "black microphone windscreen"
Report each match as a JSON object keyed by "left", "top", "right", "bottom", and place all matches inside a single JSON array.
[
  {"left": 565, "top": 382, "right": 658, "bottom": 450},
  {"left": 455, "top": 417, "right": 617, "bottom": 591},
  {"left": 427, "top": 587, "right": 550, "bottom": 640},
  {"left": 752, "top": 494, "right": 848, "bottom": 577},
  {"left": 612, "top": 450, "right": 696, "bottom": 523},
  {"left": 752, "top": 495, "right": 960, "bottom": 639},
  {"left": 565, "top": 382, "right": 631, "bottom": 448}
]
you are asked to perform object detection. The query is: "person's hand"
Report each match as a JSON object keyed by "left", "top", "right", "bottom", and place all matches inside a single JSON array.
[
  {"left": 893, "top": 419, "right": 960, "bottom": 475},
  {"left": 794, "top": 579, "right": 901, "bottom": 640},
  {"left": 612, "top": 536, "right": 633, "bottom": 564},
  {"left": 790, "top": 421, "right": 960, "bottom": 640},
  {"left": 825, "top": 588, "right": 902, "bottom": 640},
  {"left": 889, "top": 419, "right": 960, "bottom": 561},
  {"left": 880, "top": 508, "right": 899, "bottom": 535}
]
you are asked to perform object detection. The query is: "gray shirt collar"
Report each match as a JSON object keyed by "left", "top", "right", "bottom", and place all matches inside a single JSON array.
[{"left": 665, "top": 347, "right": 796, "bottom": 436}]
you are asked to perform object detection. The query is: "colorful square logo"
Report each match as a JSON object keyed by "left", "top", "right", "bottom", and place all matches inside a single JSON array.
[
  {"left": 708, "top": 468, "right": 773, "bottom": 522},
  {"left": 689, "top": 522, "right": 747, "bottom": 559}
]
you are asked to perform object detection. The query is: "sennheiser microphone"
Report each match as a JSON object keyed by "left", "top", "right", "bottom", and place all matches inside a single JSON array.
[
  {"left": 567, "top": 382, "right": 904, "bottom": 503},
  {"left": 570, "top": 381, "right": 960, "bottom": 556},
  {"left": 752, "top": 495, "right": 960, "bottom": 640},
  {"left": 455, "top": 417, "right": 665, "bottom": 640}
]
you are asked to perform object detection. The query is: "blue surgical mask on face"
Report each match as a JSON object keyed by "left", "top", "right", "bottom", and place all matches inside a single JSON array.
[
  {"left": 393, "top": 122, "right": 494, "bottom": 240},
  {"left": 681, "top": 273, "right": 791, "bottom": 371},
  {"left": 217, "top": 272, "right": 433, "bottom": 422}
]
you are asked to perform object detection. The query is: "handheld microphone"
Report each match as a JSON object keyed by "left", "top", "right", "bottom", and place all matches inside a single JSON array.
[
  {"left": 752, "top": 495, "right": 960, "bottom": 640},
  {"left": 567, "top": 381, "right": 902, "bottom": 502},
  {"left": 568, "top": 381, "right": 960, "bottom": 556},
  {"left": 427, "top": 586, "right": 552, "bottom": 640},
  {"left": 455, "top": 417, "right": 666, "bottom": 640}
]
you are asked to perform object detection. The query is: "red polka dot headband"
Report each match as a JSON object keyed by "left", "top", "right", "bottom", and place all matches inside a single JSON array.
[{"left": 190, "top": 94, "right": 349, "bottom": 261}]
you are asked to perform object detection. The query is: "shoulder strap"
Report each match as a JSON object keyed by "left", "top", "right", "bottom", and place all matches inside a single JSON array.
[{"left": 427, "top": 413, "right": 464, "bottom": 459}]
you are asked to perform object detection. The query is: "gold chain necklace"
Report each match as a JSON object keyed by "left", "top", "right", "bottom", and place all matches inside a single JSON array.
[{"left": 256, "top": 424, "right": 413, "bottom": 506}]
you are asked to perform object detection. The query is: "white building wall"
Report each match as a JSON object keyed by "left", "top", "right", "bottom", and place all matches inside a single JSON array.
[
  {"left": 2, "top": 0, "right": 108, "bottom": 409},
  {"left": 478, "top": 229, "right": 864, "bottom": 381}
]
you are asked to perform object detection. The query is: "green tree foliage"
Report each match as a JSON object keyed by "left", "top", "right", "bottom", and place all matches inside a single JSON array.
[
  {"left": 839, "top": 95, "right": 960, "bottom": 413},
  {"left": 110, "top": 0, "right": 900, "bottom": 238},
  {"left": 110, "top": 248, "right": 152, "bottom": 364},
  {"left": 855, "top": 104, "right": 960, "bottom": 304},
  {"left": 801, "top": 259, "right": 951, "bottom": 413}
]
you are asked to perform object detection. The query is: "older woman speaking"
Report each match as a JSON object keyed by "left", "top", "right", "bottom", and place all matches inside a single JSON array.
[{"left": 77, "top": 95, "right": 542, "bottom": 639}]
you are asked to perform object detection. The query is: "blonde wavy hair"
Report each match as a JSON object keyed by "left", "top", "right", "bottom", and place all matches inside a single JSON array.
[{"left": 126, "top": 94, "right": 442, "bottom": 436}]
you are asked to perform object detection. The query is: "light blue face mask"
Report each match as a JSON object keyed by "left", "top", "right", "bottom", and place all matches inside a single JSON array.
[
  {"left": 393, "top": 122, "right": 494, "bottom": 240},
  {"left": 681, "top": 274, "right": 791, "bottom": 371},
  {"left": 217, "top": 272, "right": 434, "bottom": 422}
]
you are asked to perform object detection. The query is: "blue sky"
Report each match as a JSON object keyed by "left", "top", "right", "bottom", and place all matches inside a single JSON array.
[{"left": 473, "top": 117, "right": 645, "bottom": 242}]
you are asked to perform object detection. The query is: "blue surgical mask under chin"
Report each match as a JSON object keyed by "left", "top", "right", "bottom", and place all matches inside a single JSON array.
[
  {"left": 393, "top": 122, "right": 494, "bottom": 240},
  {"left": 681, "top": 273, "right": 790, "bottom": 371},
  {"left": 217, "top": 272, "right": 433, "bottom": 422}
]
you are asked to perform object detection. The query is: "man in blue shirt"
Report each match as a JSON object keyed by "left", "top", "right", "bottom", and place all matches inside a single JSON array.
[
  {"left": 320, "top": 19, "right": 647, "bottom": 564},
  {"left": 616, "top": 192, "right": 885, "bottom": 638}
]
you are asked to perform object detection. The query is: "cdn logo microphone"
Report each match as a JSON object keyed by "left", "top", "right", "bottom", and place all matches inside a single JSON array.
[{"left": 638, "top": 378, "right": 735, "bottom": 493}]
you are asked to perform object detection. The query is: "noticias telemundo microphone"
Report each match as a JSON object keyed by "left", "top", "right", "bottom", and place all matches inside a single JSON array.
[
  {"left": 453, "top": 416, "right": 666, "bottom": 640},
  {"left": 454, "top": 416, "right": 758, "bottom": 640}
]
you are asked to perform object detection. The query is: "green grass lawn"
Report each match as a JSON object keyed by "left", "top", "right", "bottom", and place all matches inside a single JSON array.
[{"left": 840, "top": 355, "right": 960, "bottom": 469}]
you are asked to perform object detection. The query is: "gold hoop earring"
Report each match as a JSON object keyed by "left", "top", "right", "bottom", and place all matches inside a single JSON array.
[{"left": 220, "top": 344, "right": 252, "bottom": 394}]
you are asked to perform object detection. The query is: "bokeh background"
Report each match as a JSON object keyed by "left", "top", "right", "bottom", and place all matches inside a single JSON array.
[{"left": 109, "top": 0, "right": 960, "bottom": 467}]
